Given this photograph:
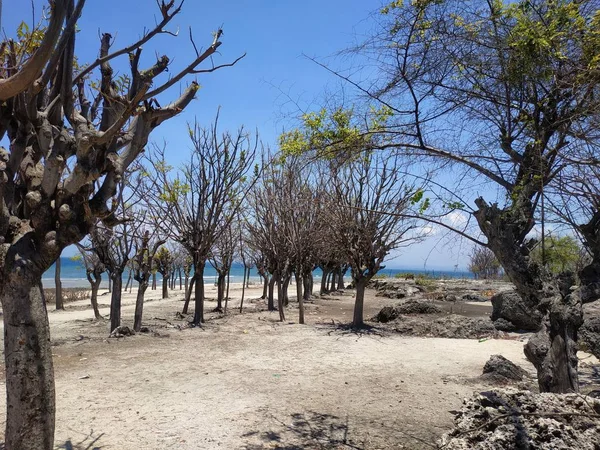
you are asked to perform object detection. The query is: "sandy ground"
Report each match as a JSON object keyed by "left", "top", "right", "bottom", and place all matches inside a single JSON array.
[{"left": 0, "top": 281, "right": 595, "bottom": 449}]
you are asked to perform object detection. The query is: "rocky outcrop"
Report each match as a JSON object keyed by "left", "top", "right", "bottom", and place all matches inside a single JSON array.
[
  {"left": 390, "top": 314, "right": 498, "bottom": 339},
  {"left": 580, "top": 317, "right": 600, "bottom": 359},
  {"left": 372, "top": 279, "right": 421, "bottom": 299},
  {"left": 374, "top": 300, "right": 443, "bottom": 322},
  {"left": 440, "top": 389, "right": 600, "bottom": 449},
  {"left": 491, "top": 291, "right": 543, "bottom": 331},
  {"left": 480, "top": 355, "right": 528, "bottom": 384}
]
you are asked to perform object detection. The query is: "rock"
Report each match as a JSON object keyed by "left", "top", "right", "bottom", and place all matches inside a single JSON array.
[
  {"left": 374, "top": 300, "right": 443, "bottom": 323},
  {"left": 392, "top": 314, "right": 498, "bottom": 339},
  {"left": 491, "top": 291, "right": 543, "bottom": 331},
  {"left": 109, "top": 326, "right": 135, "bottom": 338},
  {"left": 445, "top": 294, "right": 460, "bottom": 302},
  {"left": 493, "top": 318, "right": 516, "bottom": 332},
  {"left": 580, "top": 317, "right": 600, "bottom": 359},
  {"left": 440, "top": 389, "right": 600, "bottom": 450},
  {"left": 462, "top": 294, "right": 488, "bottom": 302},
  {"left": 481, "top": 354, "right": 528, "bottom": 384},
  {"left": 395, "top": 299, "right": 442, "bottom": 315},
  {"left": 375, "top": 306, "right": 399, "bottom": 323}
]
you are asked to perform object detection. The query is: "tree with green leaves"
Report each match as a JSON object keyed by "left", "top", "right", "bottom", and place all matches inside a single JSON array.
[
  {"left": 324, "top": 0, "right": 600, "bottom": 391},
  {"left": 0, "top": 2, "right": 242, "bottom": 445},
  {"left": 531, "top": 235, "right": 582, "bottom": 275}
]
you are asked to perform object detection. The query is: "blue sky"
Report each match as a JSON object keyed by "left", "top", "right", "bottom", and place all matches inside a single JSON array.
[{"left": 3, "top": 0, "right": 473, "bottom": 269}]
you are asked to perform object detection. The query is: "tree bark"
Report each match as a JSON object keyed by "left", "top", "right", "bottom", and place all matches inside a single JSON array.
[
  {"left": 179, "top": 268, "right": 183, "bottom": 290},
  {"left": 282, "top": 274, "right": 290, "bottom": 307},
  {"left": 215, "top": 272, "right": 225, "bottom": 312},
  {"left": 110, "top": 272, "right": 123, "bottom": 333},
  {"left": 268, "top": 275, "right": 276, "bottom": 311},
  {"left": 352, "top": 277, "right": 367, "bottom": 328},
  {"left": 224, "top": 269, "right": 231, "bottom": 314},
  {"left": 296, "top": 272, "right": 305, "bottom": 324},
  {"left": 2, "top": 281, "right": 55, "bottom": 450},
  {"left": 152, "top": 272, "right": 156, "bottom": 290},
  {"left": 161, "top": 274, "right": 169, "bottom": 299},
  {"left": 337, "top": 267, "right": 344, "bottom": 289},
  {"left": 133, "top": 281, "right": 149, "bottom": 332},
  {"left": 303, "top": 274, "right": 311, "bottom": 301},
  {"left": 193, "top": 262, "right": 205, "bottom": 325},
  {"left": 55, "top": 257, "right": 64, "bottom": 310}
]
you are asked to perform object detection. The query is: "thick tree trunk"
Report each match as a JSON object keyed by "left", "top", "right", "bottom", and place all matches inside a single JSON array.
[
  {"left": 55, "top": 257, "right": 64, "bottom": 310},
  {"left": 352, "top": 278, "right": 367, "bottom": 328},
  {"left": 133, "top": 281, "right": 149, "bottom": 332},
  {"left": 268, "top": 275, "right": 276, "bottom": 311},
  {"left": 152, "top": 272, "right": 156, "bottom": 290},
  {"left": 337, "top": 267, "right": 344, "bottom": 289},
  {"left": 193, "top": 263, "right": 205, "bottom": 325},
  {"left": 161, "top": 274, "right": 169, "bottom": 299},
  {"left": 183, "top": 275, "right": 196, "bottom": 314},
  {"left": 110, "top": 272, "right": 123, "bottom": 333},
  {"left": 86, "top": 272, "right": 102, "bottom": 320},
  {"left": 2, "top": 281, "right": 55, "bottom": 450},
  {"left": 296, "top": 272, "right": 305, "bottom": 324},
  {"left": 524, "top": 294, "right": 583, "bottom": 393}
]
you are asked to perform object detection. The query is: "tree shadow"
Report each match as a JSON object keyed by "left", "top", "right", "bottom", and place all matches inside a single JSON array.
[
  {"left": 241, "top": 411, "right": 364, "bottom": 449},
  {"left": 56, "top": 430, "right": 105, "bottom": 450}
]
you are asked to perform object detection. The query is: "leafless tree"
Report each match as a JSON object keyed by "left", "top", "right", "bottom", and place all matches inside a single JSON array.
[
  {"left": 326, "top": 151, "right": 419, "bottom": 327},
  {"left": 146, "top": 115, "right": 258, "bottom": 325},
  {"left": 75, "top": 243, "right": 105, "bottom": 320},
  {"left": 210, "top": 222, "right": 236, "bottom": 313},
  {"left": 0, "top": 1, "right": 243, "bottom": 444},
  {"left": 468, "top": 247, "right": 501, "bottom": 280}
]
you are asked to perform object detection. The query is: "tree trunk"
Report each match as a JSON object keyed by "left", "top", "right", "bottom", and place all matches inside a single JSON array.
[
  {"left": 1, "top": 281, "right": 55, "bottom": 450},
  {"left": 352, "top": 277, "right": 367, "bottom": 328},
  {"left": 87, "top": 271, "right": 102, "bottom": 320},
  {"left": 193, "top": 263, "right": 205, "bottom": 325},
  {"left": 179, "top": 268, "right": 183, "bottom": 290},
  {"left": 524, "top": 294, "right": 583, "bottom": 393},
  {"left": 216, "top": 272, "right": 225, "bottom": 312},
  {"left": 282, "top": 275, "right": 290, "bottom": 307},
  {"left": 183, "top": 275, "right": 196, "bottom": 314},
  {"left": 296, "top": 272, "right": 305, "bottom": 324},
  {"left": 133, "top": 281, "right": 149, "bottom": 332},
  {"left": 268, "top": 275, "right": 276, "bottom": 311},
  {"left": 161, "top": 274, "right": 169, "bottom": 299},
  {"left": 55, "top": 257, "right": 64, "bottom": 310},
  {"left": 277, "top": 276, "right": 286, "bottom": 322},
  {"left": 184, "top": 274, "right": 189, "bottom": 294},
  {"left": 152, "top": 272, "right": 156, "bottom": 290},
  {"left": 261, "top": 274, "right": 268, "bottom": 299},
  {"left": 224, "top": 268, "right": 231, "bottom": 314},
  {"left": 337, "top": 267, "right": 344, "bottom": 289},
  {"left": 303, "top": 275, "right": 311, "bottom": 301},
  {"left": 125, "top": 269, "right": 132, "bottom": 292},
  {"left": 320, "top": 268, "right": 329, "bottom": 294},
  {"left": 110, "top": 272, "right": 123, "bottom": 333},
  {"left": 240, "top": 267, "right": 247, "bottom": 313}
]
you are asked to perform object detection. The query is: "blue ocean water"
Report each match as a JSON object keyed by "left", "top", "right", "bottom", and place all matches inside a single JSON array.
[{"left": 43, "top": 258, "right": 472, "bottom": 288}]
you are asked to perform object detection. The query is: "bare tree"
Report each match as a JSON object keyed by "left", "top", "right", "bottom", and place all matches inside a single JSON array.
[
  {"left": 74, "top": 244, "right": 105, "bottom": 320},
  {"left": 326, "top": 152, "right": 419, "bottom": 327},
  {"left": 146, "top": 115, "right": 258, "bottom": 326},
  {"left": 210, "top": 222, "right": 236, "bottom": 313},
  {"left": 0, "top": 1, "right": 243, "bottom": 445},
  {"left": 469, "top": 247, "right": 501, "bottom": 280}
]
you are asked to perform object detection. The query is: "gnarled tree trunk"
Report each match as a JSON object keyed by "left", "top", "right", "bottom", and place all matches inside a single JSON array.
[
  {"left": 352, "top": 277, "right": 367, "bottom": 328},
  {"left": 109, "top": 272, "right": 124, "bottom": 333},
  {"left": 133, "top": 281, "right": 149, "bottom": 332},
  {"left": 193, "top": 262, "right": 205, "bottom": 325},
  {"left": 1, "top": 281, "right": 55, "bottom": 450},
  {"left": 86, "top": 271, "right": 102, "bottom": 320}
]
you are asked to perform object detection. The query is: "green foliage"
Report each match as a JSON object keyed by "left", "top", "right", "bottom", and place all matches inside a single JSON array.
[
  {"left": 159, "top": 178, "right": 190, "bottom": 204},
  {"left": 531, "top": 235, "right": 582, "bottom": 274},
  {"left": 415, "top": 274, "right": 437, "bottom": 291},
  {"left": 372, "top": 273, "right": 389, "bottom": 279}
]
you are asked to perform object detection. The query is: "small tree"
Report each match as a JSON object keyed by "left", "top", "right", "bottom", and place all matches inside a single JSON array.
[
  {"left": 155, "top": 246, "right": 175, "bottom": 299},
  {"left": 469, "top": 247, "right": 501, "bottom": 279}
]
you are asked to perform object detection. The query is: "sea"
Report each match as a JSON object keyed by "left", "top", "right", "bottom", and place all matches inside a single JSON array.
[{"left": 43, "top": 258, "right": 473, "bottom": 289}]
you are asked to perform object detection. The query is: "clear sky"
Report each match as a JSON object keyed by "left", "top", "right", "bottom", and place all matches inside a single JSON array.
[{"left": 3, "top": 0, "right": 474, "bottom": 270}]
